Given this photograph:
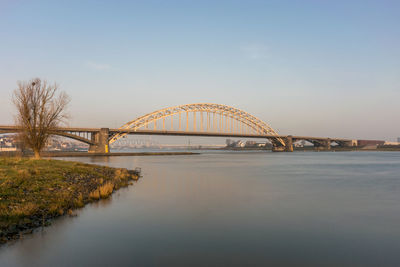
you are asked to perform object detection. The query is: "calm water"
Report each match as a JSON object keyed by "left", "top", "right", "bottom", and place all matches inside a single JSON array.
[{"left": 1, "top": 151, "right": 400, "bottom": 266}]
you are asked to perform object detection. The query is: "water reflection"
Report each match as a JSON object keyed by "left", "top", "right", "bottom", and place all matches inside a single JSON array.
[{"left": 1, "top": 152, "right": 400, "bottom": 266}]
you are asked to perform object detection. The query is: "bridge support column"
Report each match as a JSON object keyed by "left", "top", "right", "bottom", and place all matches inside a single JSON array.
[
  {"left": 88, "top": 128, "right": 110, "bottom": 153},
  {"left": 284, "top": 136, "right": 293, "bottom": 152},
  {"left": 314, "top": 139, "right": 331, "bottom": 151},
  {"left": 338, "top": 140, "right": 353, "bottom": 148},
  {"left": 272, "top": 136, "right": 293, "bottom": 152}
]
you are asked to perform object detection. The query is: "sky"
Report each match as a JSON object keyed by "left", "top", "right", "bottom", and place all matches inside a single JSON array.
[{"left": 0, "top": 0, "right": 399, "bottom": 141}]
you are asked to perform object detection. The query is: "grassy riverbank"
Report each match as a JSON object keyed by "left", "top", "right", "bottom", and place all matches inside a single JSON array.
[{"left": 0, "top": 157, "right": 140, "bottom": 244}]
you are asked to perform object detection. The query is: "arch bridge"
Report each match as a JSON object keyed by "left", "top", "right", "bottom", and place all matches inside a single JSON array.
[{"left": 0, "top": 103, "right": 353, "bottom": 153}]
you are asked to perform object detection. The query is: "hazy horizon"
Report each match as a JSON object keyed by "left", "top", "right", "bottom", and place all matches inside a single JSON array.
[{"left": 1, "top": 0, "right": 399, "bottom": 141}]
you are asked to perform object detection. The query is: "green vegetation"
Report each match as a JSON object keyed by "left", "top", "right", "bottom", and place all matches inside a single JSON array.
[{"left": 0, "top": 157, "right": 139, "bottom": 243}]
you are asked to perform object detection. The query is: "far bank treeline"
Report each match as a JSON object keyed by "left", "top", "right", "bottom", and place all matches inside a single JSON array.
[{"left": 0, "top": 157, "right": 140, "bottom": 244}]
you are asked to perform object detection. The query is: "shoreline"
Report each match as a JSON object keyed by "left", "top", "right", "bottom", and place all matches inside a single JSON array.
[
  {"left": 0, "top": 148, "right": 399, "bottom": 159},
  {"left": 42, "top": 151, "right": 200, "bottom": 157},
  {"left": 0, "top": 151, "right": 200, "bottom": 157},
  {"left": 0, "top": 158, "right": 141, "bottom": 245}
]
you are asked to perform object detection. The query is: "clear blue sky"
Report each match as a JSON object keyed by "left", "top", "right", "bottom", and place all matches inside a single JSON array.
[{"left": 1, "top": 0, "right": 399, "bottom": 140}]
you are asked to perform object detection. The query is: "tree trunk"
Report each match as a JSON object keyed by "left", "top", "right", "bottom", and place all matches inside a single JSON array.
[{"left": 33, "top": 149, "right": 41, "bottom": 159}]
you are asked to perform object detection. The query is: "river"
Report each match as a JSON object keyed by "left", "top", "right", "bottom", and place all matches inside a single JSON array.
[{"left": 1, "top": 151, "right": 400, "bottom": 266}]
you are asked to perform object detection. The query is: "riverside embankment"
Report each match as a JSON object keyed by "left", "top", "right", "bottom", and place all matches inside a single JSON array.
[
  {"left": 0, "top": 151, "right": 199, "bottom": 157},
  {"left": 0, "top": 157, "right": 140, "bottom": 244}
]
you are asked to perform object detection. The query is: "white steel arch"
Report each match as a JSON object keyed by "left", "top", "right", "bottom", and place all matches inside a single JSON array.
[{"left": 109, "top": 103, "right": 285, "bottom": 146}]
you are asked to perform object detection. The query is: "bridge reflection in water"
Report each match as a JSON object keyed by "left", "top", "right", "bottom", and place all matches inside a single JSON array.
[{"left": 0, "top": 103, "right": 353, "bottom": 153}]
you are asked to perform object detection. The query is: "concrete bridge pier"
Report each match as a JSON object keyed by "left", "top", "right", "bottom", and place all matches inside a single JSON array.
[
  {"left": 272, "top": 136, "right": 293, "bottom": 152},
  {"left": 313, "top": 139, "right": 331, "bottom": 151},
  {"left": 88, "top": 128, "right": 110, "bottom": 153},
  {"left": 336, "top": 140, "right": 353, "bottom": 148},
  {"left": 284, "top": 136, "right": 294, "bottom": 152}
]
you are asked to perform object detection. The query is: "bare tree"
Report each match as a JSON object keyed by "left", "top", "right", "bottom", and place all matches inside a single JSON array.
[{"left": 13, "top": 78, "right": 70, "bottom": 158}]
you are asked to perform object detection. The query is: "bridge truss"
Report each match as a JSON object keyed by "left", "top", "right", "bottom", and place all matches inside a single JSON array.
[{"left": 109, "top": 103, "right": 285, "bottom": 146}]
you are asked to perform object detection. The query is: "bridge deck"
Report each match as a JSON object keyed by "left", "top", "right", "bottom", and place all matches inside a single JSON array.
[{"left": 0, "top": 125, "right": 352, "bottom": 142}]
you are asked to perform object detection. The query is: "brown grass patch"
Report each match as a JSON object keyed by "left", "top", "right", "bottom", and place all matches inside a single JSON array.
[
  {"left": 99, "top": 182, "right": 114, "bottom": 198},
  {"left": 12, "top": 203, "right": 39, "bottom": 216},
  {"left": 115, "top": 169, "right": 129, "bottom": 179},
  {"left": 89, "top": 182, "right": 114, "bottom": 199},
  {"left": 89, "top": 189, "right": 100, "bottom": 200}
]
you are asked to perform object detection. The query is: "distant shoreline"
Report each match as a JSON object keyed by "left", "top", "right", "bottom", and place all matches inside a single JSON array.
[
  {"left": 0, "top": 151, "right": 200, "bottom": 157},
  {"left": 1, "top": 147, "right": 399, "bottom": 158}
]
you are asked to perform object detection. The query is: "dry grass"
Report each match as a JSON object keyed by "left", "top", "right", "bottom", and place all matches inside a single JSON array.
[
  {"left": 12, "top": 203, "right": 39, "bottom": 216},
  {"left": 89, "top": 189, "right": 100, "bottom": 200},
  {"left": 99, "top": 182, "right": 114, "bottom": 198},
  {"left": 115, "top": 168, "right": 129, "bottom": 179},
  {"left": 89, "top": 182, "right": 114, "bottom": 199}
]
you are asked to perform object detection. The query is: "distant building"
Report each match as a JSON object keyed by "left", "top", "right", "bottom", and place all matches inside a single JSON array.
[
  {"left": 357, "top": 140, "right": 385, "bottom": 147},
  {"left": 0, "top": 147, "right": 17, "bottom": 152},
  {"left": 0, "top": 135, "right": 20, "bottom": 151},
  {"left": 237, "top": 141, "right": 246, "bottom": 148},
  {"left": 294, "top": 142, "right": 303, "bottom": 148},
  {"left": 244, "top": 141, "right": 265, "bottom": 147},
  {"left": 245, "top": 141, "right": 257, "bottom": 147},
  {"left": 226, "top": 139, "right": 235, "bottom": 147},
  {"left": 398, "top": 137, "right": 400, "bottom": 143},
  {"left": 225, "top": 139, "right": 245, "bottom": 148},
  {"left": 384, "top": 141, "right": 400, "bottom": 146}
]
